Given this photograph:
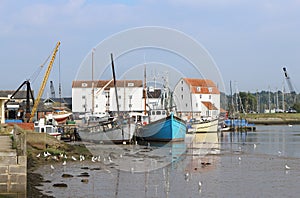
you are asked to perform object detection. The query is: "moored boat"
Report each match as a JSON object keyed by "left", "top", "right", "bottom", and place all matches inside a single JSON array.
[
  {"left": 137, "top": 112, "right": 186, "bottom": 142},
  {"left": 77, "top": 116, "right": 136, "bottom": 144},
  {"left": 187, "top": 118, "right": 219, "bottom": 133},
  {"left": 34, "top": 118, "right": 62, "bottom": 140}
]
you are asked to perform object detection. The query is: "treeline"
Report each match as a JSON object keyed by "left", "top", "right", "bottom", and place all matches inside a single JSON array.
[{"left": 220, "top": 91, "right": 300, "bottom": 113}]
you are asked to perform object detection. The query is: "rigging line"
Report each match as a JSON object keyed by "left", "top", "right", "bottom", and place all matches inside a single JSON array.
[{"left": 29, "top": 49, "right": 52, "bottom": 83}]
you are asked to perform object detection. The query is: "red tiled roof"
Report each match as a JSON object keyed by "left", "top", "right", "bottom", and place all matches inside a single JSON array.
[
  {"left": 183, "top": 78, "right": 220, "bottom": 94},
  {"left": 202, "top": 101, "right": 218, "bottom": 110}
]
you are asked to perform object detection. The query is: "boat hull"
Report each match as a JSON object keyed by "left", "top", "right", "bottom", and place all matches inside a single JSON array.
[
  {"left": 139, "top": 114, "right": 186, "bottom": 142},
  {"left": 78, "top": 121, "right": 136, "bottom": 144},
  {"left": 187, "top": 119, "right": 219, "bottom": 133}
]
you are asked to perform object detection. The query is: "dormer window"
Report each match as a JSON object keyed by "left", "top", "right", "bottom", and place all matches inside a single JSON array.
[
  {"left": 197, "top": 87, "right": 201, "bottom": 92},
  {"left": 208, "top": 87, "right": 213, "bottom": 92},
  {"left": 128, "top": 82, "right": 134, "bottom": 87},
  {"left": 82, "top": 83, "right": 88, "bottom": 87}
]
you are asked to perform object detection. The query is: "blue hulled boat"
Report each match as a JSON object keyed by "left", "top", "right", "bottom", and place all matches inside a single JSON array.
[{"left": 139, "top": 112, "right": 186, "bottom": 142}]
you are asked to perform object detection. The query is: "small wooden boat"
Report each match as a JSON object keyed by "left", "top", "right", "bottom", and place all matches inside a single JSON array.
[
  {"left": 187, "top": 118, "right": 219, "bottom": 133},
  {"left": 46, "top": 110, "right": 72, "bottom": 124}
]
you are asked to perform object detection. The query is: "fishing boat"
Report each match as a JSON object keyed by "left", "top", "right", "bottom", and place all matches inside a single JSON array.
[
  {"left": 77, "top": 53, "right": 136, "bottom": 144},
  {"left": 77, "top": 116, "right": 136, "bottom": 144},
  {"left": 138, "top": 110, "right": 186, "bottom": 142},
  {"left": 136, "top": 67, "right": 186, "bottom": 142}
]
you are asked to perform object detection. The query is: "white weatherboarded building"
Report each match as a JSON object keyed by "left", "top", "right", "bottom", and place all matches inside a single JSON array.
[
  {"left": 72, "top": 80, "right": 143, "bottom": 115},
  {"left": 173, "top": 78, "right": 220, "bottom": 121}
]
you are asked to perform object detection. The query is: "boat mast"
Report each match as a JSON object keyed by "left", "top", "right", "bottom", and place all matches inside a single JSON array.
[
  {"left": 111, "top": 53, "right": 124, "bottom": 139},
  {"left": 189, "top": 84, "right": 193, "bottom": 120},
  {"left": 143, "top": 63, "right": 147, "bottom": 115},
  {"left": 91, "top": 49, "right": 95, "bottom": 114},
  {"left": 111, "top": 53, "right": 120, "bottom": 115}
]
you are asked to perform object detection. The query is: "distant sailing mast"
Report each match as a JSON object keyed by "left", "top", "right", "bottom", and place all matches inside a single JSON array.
[
  {"left": 143, "top": 63, "right": 147, "bottom": 115},
  {"left": 91, "top": 49, "right": 95, "bottom": 114}
]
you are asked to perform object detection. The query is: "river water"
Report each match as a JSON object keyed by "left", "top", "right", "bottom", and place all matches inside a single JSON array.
[{"left": 34, "top": 125, "right": 300, "bottom": 198}]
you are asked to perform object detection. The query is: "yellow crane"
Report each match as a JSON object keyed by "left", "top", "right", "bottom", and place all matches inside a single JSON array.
[{"left": 29, "top": 41, "right": 60, "bottom": 122}]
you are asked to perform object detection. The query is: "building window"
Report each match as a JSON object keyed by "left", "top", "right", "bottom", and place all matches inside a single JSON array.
[
  {"left": 95, "top": 104, "right": 98, "bottom": 108},
  {"left": 118, "top": 96, "right": 121, "bottom": 99},
  {"left": 200, "top": 95, "right": 202, "bottom": 99},
  {"left": 82, "top": 95, "right": 86, "bottom": 99},
  {"left": 186, "top": 103, "right": 188, "bottom": 107},
  {"left": 208, "top": 87, "right": 213, "bottom": 92},
  {"left": 209, "top": 95, "right": 211, "bottom": 99},
  {"left": 181, "top": 87, "right": 183, "bottom": 91},
  {"left": 82, "top": 104, "right": 86, "bottom": 108},
  {"left": 128, "top": 83, "right": 134, "bottom": 87},
  {"left": 181, "top": 80, "right": 183, "bottom": 84},
  {"left": 181, "top": 95, "right": 183, "bottom": 100},
  {"left": 196, "top": 103, "right": 198, "bottom": 108},
  {"left": 129, "top": 95, "right": 132, "bottom": 99},
  {"left": 197, "top": 87, "right": 201, "bottom": 92},
  {"left": 82, "top": 83, "right": 88, "bottom": 87}
]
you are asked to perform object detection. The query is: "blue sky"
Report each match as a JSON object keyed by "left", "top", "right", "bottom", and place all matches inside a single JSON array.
[{"left": 1, "top": 0, "right": 300, "bottom": 96}]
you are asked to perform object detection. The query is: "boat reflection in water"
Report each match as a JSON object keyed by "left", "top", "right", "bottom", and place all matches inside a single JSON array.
[{"left": 185, "top": 132, "right": 220, "bottom": 173}]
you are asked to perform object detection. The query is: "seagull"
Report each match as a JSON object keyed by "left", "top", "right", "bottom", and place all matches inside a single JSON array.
[
  {"left": 198, "top": 181, "right": 202, "bottom": 189},
  {"left": 97, "top": 155, "right": 101, "bottom": 162},
  {"left": 278, "top": 151, "right": 282, "bottom": 156},
  {"left": 184, "top": 172, "right": 189, "bottom": 181},
  {"left": 64, "top": 154, "right": 68, "bottom": 159},
  {"left": 288, "top": 124, "right": 293, "bottom": 127},
  {"left": 91, "top": 156, "right": 97, "bottom": 162},
  {"left": 108, "top": 156, "right": 113, "bottom": 163},
  {"left": 80, "top": 155, "right": 85, "bottom": 161},
  {"left": 238, "top": 157, "right": 242, "bottom": 161},
  {"left": 120, "top": 154, "right": 123, "bottom": 158},
  {"left": 62, "top": 161, "right": 67, "bottom": 166},
  {"left": 71, "top": 156, "right": 77, "bottom": 161},
  {"left": 43, "top": 152, "right": 48, "bottom": 158},
  {"left": 36, "top": 153, "right": 41, "bottom": 158},
  {"left": 52, "top": 156, "right": 58, "bottom": 161},
  {"left": 253, "top": 144, "right": 257, "bottom": 149},
  {"left": 285, "top": 164, "right": 291, "bottom": 170},
  {"left": 50, "top": 165, "right": 55, "bottom": 170},
  {"left": 60, "top": 153, "right": 64, "bottom": 158}
]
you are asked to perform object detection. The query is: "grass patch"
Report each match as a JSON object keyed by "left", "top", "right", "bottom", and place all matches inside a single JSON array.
[{"left": 242, "top": 113, "right": 300, "bottom": 120}]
